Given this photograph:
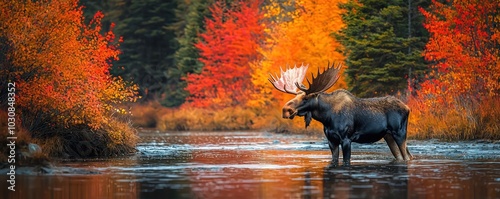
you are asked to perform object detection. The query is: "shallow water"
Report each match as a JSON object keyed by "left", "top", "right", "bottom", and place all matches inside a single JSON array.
[{"left": 2, "top": 131, "right": 500, "bottom": 199}]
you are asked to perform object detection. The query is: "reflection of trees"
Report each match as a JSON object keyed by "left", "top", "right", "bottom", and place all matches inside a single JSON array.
[
  {"left": 187, "top": 149, "right": 327, "bottom": 199},
  {"left": 322, "top": 162, "right": 409, "bottom": 198},
  {"left": 187, "top": 149, "right": 261, "bottom": 198},
  {"left": 407, "top": 161, "right": 500, "bottom": 199},
  {"left": 7, "top": 174, "right": 138, "bottom": 199}
]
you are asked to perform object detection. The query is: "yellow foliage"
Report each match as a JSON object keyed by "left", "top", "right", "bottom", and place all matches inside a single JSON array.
[
  {"left": 157, "top": 106, "right": 258, "bottom": 131},
  {"left": 249, "top": 0, "right": 348, "bottom": 110}
]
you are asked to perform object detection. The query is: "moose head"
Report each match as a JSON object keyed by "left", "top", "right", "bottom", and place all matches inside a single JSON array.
[{"left": 268, "top": 62, "right": 342, "bottom": 125}]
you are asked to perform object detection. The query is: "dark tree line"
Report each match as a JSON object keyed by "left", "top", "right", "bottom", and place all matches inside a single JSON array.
[
  {"left": 335, "top": 0, "right": 430, "bottom": 97},
  {"left": 81, "top": 0, "right": 211, "bottom": 107}
]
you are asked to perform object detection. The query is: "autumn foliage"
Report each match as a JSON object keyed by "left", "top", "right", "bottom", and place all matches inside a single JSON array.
[
  {"left": 250, "top": 0, "right": 347, "bottom": 108},
  {"left": 1, "top": 0, "right": 137, "bottom": 128},
  {"left": 408, "top": 0, "right": 500, "bottom": 139},
  {"left": 418, "top": 0, "right": 499, "bottom": 104},
  {"left": 185, "top": 0, "right": 347, "bottom": 110},
  {"left": 0, "top": 0, "right": 138, "bottom": 157},
  {"left": 185, "top": 0, "right": 264, "bottom": 108}
]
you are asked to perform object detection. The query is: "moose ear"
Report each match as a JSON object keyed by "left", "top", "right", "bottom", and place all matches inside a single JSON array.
[{"left": 304, "top": 112, "right": 312, "bottom": 128}]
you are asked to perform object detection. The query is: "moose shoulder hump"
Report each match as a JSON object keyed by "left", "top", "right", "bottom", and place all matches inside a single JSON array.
[{"left": 323, "top": 89, "right": 355, "bottom": 112}]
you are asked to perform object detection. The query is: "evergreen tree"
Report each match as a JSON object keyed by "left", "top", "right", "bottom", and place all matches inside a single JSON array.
[
  {"left": 81, "top": 0, "right": 183, "bottom": 106},
  {"left": 80, "top": 0, "right": 215, "bottom": 107},
  {"left": 113, "top": 1, "right": 179, "bottom": 105},
  {"left": 169, "top": 0, "right": 212, "bottom": 107},
  {"left": 335, "top": 0, "right": 429, "bottom": 97}
]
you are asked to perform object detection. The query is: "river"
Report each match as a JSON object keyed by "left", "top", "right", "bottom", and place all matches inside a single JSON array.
[{"left": 2, "top": 131, "right": 500, "bottom": 199}]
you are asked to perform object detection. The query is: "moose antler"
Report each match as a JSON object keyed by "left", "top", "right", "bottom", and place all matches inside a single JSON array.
[
  {"left": 297, "top": 62, "right": 342, "bottom": 95},
  {"left": 268, "top": 64, "right": 308, "bottom": 95}
]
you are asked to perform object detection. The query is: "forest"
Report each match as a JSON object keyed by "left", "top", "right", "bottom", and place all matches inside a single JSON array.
[{"left": 0, "top": 0, "right": 499, "bottom": 159}]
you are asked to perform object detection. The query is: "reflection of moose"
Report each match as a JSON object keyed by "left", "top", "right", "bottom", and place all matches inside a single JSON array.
[
  {"left": 322, "top": 162, "right": 409, "bottom": 198},
  {"left": 269, "top": 62, "right": 412, "bottom": 165}
]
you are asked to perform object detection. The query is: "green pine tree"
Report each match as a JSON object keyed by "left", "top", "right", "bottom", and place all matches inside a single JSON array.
[
  {"left": 81, "top": 0, "right": 184, "bottom": 106},
  {"left": 114, "top": 1, "right": 179, "bottom": 105},
  {"left": 80, "top": 0, "right": 214, "bottom": 107},
  {"left": 335, "top": 0, "right": 429, "bottom": 97},
  {"left": 168, "top": 0, "right": 212, "bottom": 107}
]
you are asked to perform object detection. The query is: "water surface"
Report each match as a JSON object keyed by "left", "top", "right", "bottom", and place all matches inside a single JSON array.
[{"left": 2, "top": 131, "right": 500, "bottom": 199}]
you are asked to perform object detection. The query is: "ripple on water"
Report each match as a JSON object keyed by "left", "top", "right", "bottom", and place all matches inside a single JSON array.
[{"left": 96, "top": 163, "right": 301, "bottom": 173}]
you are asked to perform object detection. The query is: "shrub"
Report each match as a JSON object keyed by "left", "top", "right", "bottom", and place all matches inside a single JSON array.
[
  {"left": 0, "top": 0, "right": 139, "bottom": 159},
  {"left": 31, "top": 119, "right": 137, "bottom": 158},
  {"left": 408, "top": 96, "right": 500, "bottom": 140}
]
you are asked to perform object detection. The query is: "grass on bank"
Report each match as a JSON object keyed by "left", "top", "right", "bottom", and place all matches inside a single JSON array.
[
  {"left": 130, "top": 101, "right": 323, "bottom": 134},
  {"left": 408, "top": 96, "right": 500, "bottom": 140}
]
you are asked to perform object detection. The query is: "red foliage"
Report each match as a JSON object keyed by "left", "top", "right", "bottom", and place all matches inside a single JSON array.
[
  {"left": 418, "top": 0, "right": 500, "bottom": 105},
  {"left": 0, "top": 0, "right": 137, "bottom": 129},
  {"left": 185, "top": 0, "right": 264, "bottom": 108}
]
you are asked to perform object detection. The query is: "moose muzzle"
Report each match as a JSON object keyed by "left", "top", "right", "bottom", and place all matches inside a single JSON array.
[
  {"left": 282, "top": 99, "right": 299, "bottom": 119},
  {"left": 282, "top": 107, "right": 297, "bottom": 119}
]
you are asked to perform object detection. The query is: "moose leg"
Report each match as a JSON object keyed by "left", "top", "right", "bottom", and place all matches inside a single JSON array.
[
  {"left": 392, "top": 134, "right": 411, "bottom": 161},
  {"left": 399, "top": 140, "right": 411, "bottom": 160},
  {"left": 384, "top": 134, "right": 403, "bottom": 160},
  {"left": 341, "top": 139, "right": 352, "bottom": 165},
  {"left": 328, "top": 141, "right": 340, "bottom": 164},
  {"left": 406, "top": 147, "right": 413, "bottom": 159},
  {"left": 394, "top": 118, "right": 412, "bottom": 160}
]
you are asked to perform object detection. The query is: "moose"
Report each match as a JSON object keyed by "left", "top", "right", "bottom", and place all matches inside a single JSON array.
[{"left": 269, "top": 62, "right": 412, "bottom": 165}]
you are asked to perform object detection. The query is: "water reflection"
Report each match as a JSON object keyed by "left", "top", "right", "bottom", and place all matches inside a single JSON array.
[
  {"left": 2, "top": 174, "right": 139, "bottom": 199},
  {"left": 322, "top": 162, "right": 408, "bottom": 199},
  {"left": 1, "top": 131, "right": 500, "bottom": 199},
  {"left": 408, "top": 160, "right": 500, "bottom": 199}
]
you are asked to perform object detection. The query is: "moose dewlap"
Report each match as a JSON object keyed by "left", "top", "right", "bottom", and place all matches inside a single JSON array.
[{"left": 269, "top": 62, "right": 412, "bottom": 165}]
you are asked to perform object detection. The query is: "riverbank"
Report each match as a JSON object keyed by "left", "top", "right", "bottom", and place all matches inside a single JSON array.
[{"left": 0, "top": 110, "right": 137, "bottom": 165}]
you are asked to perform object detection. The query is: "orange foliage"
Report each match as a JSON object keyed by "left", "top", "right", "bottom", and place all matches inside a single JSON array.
[
  {"left": 408, "top": 0, "right": 500, "bottom": 139},
  {"left": 418, "top": 0, "right": 500, "bottom": 105},
  {"left": 0, "top": 0, "right": 138, "bottom": 129},
  {"left": 185, "top": 0, "right": 264, "bottom": 108},
  {"left": 249, "top": 0, "right": 347, "bottom": 108}
]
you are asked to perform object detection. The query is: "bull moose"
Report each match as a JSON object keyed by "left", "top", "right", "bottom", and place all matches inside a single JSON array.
[{"left": 269, "top": 62, "right": 412, "bottom": 165}]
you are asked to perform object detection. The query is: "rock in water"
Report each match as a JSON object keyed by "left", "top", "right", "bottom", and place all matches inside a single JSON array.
[{"left": 28, "top": 143, "right": 42, "bottom": 154}]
